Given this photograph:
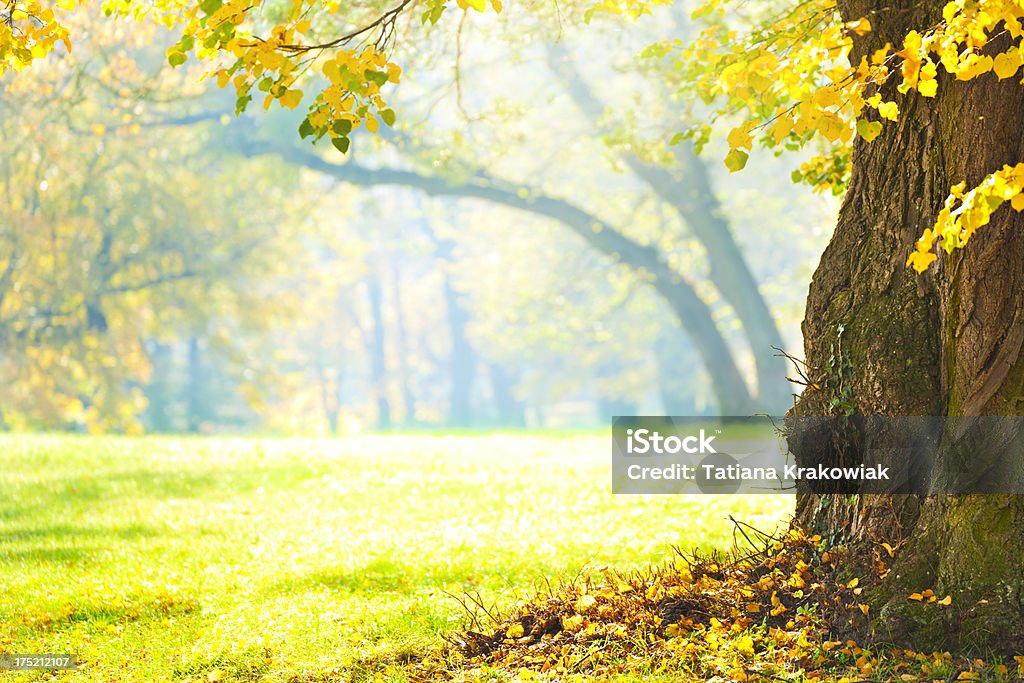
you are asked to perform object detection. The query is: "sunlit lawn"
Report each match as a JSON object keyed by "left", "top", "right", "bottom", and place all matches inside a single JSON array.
[{"left": 0, "top": 435, "right": 792, "bottom": 682}]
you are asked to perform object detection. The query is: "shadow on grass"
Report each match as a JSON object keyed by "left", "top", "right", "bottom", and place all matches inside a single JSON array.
[
  {"left": 0, "top": 545, "right": 95, "bottom": 563},
  {"left": 0, "top": 522, "right": 156, "bottom": 543},
  {"left": 6, "top": 592, "right": 199, "bottom": 633},
  {"left": 0, "top": 523, "right": 157, "bottom": 566},
  {"left": 271, "top": 554, "right": 493, "bottom": 595},
  {"left": 1, "top": 461, "right": 338, "bottom": 515}
]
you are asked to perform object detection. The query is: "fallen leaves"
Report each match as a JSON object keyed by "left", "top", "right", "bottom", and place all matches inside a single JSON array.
[{"left": 407, "top": 528, "right": 1024, "bottom": 683}]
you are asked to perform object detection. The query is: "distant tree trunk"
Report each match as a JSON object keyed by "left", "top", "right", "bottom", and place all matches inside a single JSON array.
[
  {"left": 438, "top": 249, "right": 475, "bottom": 428},
  {"left": 489, "top": 363, "right": 525, "bottom": 427},
  {"left": 316, "top": 356, "right": 342, "bottom": 436},
  {"left": 185, "top": 336, "right": 205, "bottom": 434},
  {"left": 390, "top": 259, "right": 418, "bottom": 425},
  {"left": 549, "top": 46, "right": 790, "bottom": 412},
  {"left": 791, "top": 0, "right": 1024, "bottom": 651},
  {"left": 365, "top": 270, "right": 392, "bottom": 431},
  {"left": 654, "top": 328, "right": 700, "bottom": 416},
  {"left": 145, "top": 340, "right": 174, "bottom": 432}
]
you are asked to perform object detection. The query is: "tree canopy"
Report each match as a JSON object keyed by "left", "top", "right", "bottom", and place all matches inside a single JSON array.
[{"left": 8, "top": 0, "right": 1024, "bottom": 278}]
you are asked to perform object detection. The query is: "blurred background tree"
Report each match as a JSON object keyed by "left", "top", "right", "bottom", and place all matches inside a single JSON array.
[{"left": 0, "top": 1, "right": 835, "bottom": 433}]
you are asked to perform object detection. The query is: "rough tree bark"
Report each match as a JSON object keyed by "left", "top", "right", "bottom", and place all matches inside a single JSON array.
[{"left": 791, "top": 0, "right": 1024, "bottom": 651}]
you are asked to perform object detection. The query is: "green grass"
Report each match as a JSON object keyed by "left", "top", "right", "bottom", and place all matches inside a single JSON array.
[{"left": 0, "top": 434, "right": 792, "bottom": 682}]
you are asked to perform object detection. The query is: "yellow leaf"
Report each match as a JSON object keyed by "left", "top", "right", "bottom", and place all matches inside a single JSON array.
[
  {"left": 57, "top": 0, "right": 75, "bottom": 9},
  {"left": 858, "top": 604, "right": 870, "bottom": 615},
  {"left": 771, "top": 116, "right": 793, "bottom": 145},
  {"left": 726, "top": 124, "right": 753, "bottom": 151},
  {"left": 279, "top": 88, "right": 303, "bottom": 109},
  {"left": 919, "top": 79, "right": 938, "bottom": 97},
  {"left": 364, "top": 114, "right": 379, "bottom": 133},
  {"left": 562, "top": 614, "right": 584, "bottom": 631},
  {"left": 881, "top": 542, "right": 895, "bottom": 557},
  {"left": 845, "top": 17, "right": 872, "bottom": 36},
  {"left": 847, "top": 577, "right": 860, "bottom": 589},
  {"left": 91, "top": 124, "right": 106, "bottom": 136},
  {"left": 506, "top": 623, "right": 524, "bottom": 638},
  {"left": 736, "top": 635, "right": 755, "bottom": 657},
  {"left": 294, "top": 18, "right": 311, "bottom": 34},
  {"left": 724, "top": 149, "right": 748, "bottom": 173},
  {"left": 908, "top": 592, "right": 924, "bottom": 601},
  {"left": 937, "top": 595, "right": 952, "bottom": 606},
  {"left": 857, "top": 119, "right": 882, "bottom": 142},
  {"left": 746, "top": 602, "right": 761, "bottom": 613},
  {"left": 575, "top": 594, "right": 596, "bottom": 612},
  {"left": 1012, "top": 193, "right": 1024, "bottom": 212},
  {"left": 993, "top": 51, "right": 1021, "bottom": 80},
  {"left": 877, "top": 101, "right": 899, "bottom": 121}
]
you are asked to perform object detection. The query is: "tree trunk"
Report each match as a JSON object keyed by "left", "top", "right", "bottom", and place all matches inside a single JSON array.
[
  {"left": 489, "top": 363, "right": 526, "bottom": 427},
  {"left": 144, "top": 340, "right": 175, "bottom": 433},
  {"left": 185, "top": 336, "right": 206, "bottom": 434},
  {"left": 791, "top": 0, "right": 1024, "bottom": 651},
  {"left": 390, "top": 259, "right": 418, "bottom": 425},
  {"left": 655, "top": 327, "right": 702, "bottom": 415},
  {"left": 365, "top": 269, "right": 392, "bottom": 431},
  {"left": 549, "top": 46, "right": 791, "bottom": 412},
  {"left": 435, "top": 241, "right": 476, "bottom": 428}
]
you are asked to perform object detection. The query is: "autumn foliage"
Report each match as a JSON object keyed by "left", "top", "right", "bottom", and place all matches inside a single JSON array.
[{"left": 393, "top": 526, "right": 1024, "bottom": 681}]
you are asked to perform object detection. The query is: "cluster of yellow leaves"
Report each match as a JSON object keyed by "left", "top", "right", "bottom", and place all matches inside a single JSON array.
[
  {"left": 165, "top": 0, "right": 497, "bottom": 147},
  {"left": 416, "top": 526, "right": 1024, "bottom": 683},
  {"left": 889, "top": 0, "right": 1024, "bottom": 94},
  {"left": 661, "top": 0, "right": 1024, "bottom": 274},
  {"left": 671, "top": 0, "right": 863, "bottom": 174},
  {"left": 584, "top": 0, "right": 670, "bottom": 22},
  {"left": 907, "top": 164, "right": 1024, "bottom": 272},
  {"left": 675, "top": 0, "right": 1024, "bottom": 174},
  {"left": 5, "top": 0, "right": 500, "bottom": 150},
  {"left": 907, "top": 588, "right": 953, "bottom": 605},
  {"left": 0, "top": 0, "right": 73, "bottom": 73},
  {"left": 162, "top": 0, "right": 411, "bottom": 151}
]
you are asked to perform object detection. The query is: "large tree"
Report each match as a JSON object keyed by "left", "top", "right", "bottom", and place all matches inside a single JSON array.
[
  {"left": 786, "top": 0, "right": 1024, "bottom": 650},
  {"left": 661, "top": 0, "right": 1024, "bottom": 651}
]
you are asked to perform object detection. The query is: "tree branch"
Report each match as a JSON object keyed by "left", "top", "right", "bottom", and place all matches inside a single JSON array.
[{"left": 234, "top": 136, "right": 755, "bottom": 413}]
